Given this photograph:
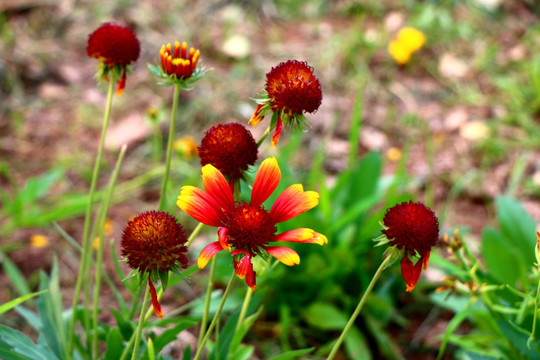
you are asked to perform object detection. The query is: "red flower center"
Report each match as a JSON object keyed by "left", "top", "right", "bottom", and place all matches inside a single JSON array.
[
  {"left": 223, "top": 202, "right": 277, "bottom": 253},
  {"left": 87, "top": 22, "right": 140, "bottom": 68}
]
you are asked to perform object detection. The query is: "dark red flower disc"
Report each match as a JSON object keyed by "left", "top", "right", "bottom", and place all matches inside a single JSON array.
[{"left": 87, "top": 22, "right": 140, "bottom": 68}]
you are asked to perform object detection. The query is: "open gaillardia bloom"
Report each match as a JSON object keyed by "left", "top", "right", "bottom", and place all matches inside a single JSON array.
[
  {"left": 121, "top": 211, "right": 189, "bottom": 318},
  {"left": 249, "top": 60, "right": 322, "bottom": 148},
  {"left": 375, "top": 201, "right": 439, "bottom": 292},
  {"left": 177, "top": 157, "right": 327, "bottom": 289},
  {"left": 87, "top": 22, "right": 140, "bottom": 96},
  {"left": 199, "top": 123, "right": 258, "bottom": 181},
  {"left": 148, "top": 40, "right": 207, "bottom": 89}
]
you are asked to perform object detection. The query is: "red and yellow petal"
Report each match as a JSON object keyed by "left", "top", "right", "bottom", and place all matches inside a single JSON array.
[
  {"left": 177, "top": 186, "right": 223, "bottom": 226},
  {"left": 116, "top": 71, "right": 126, "bottom": 96},
  {"left": 249, "top": 104, "right": 264, "bottom": 126},
  {"left": 202, "top": 164, "right": 234, "bottom": 211},
  {"left": 265, "top": 246, "right": 300, "bottom": 266},
  {"left": 270, "top": 184, "right": 319, "bottom": 223},
  {"left": 421, "top": 251, "right": 431, "bottom": 271},
  {"left": 274, "top": 228, "right": 327, "bottom": 245},
  {"left": 251, "top": 157, "right": 281, "bottom": 207},
  {"left": 218, "top": 227, "right": 231, "bottom": 251},
  {"left": 232, "top": 249, "right": 251, "bottom": 279},
  {"left": 270, "top": 116, "right": 283, "bottom": 149},
  {"left": 148, "top": 278, "right": 164, "bottom": 319},
  {"left": 197, "top": 241, "right": 224, "bottom": 269},
  {"left": 400, "top": 256, "right": 423, "bottom": 292}
]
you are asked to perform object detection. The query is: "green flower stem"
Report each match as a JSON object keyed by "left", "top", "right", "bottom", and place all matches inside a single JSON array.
[
  {"left": 186, "top": 222, "right": 204, "bottom": 247},
  {"left": 67, "top": 78, "right": 115, "bottom": 359},
  {"left": 257, "top": 126, "right": 271, "bottom": 148},
  {"left": 236, "top": 287, "right": 253, "bottom": 332},
  {"left": 131, "top": 282, "right": 151, "bottom": 360},
  {"left": 531, "top": 276, "right": 540, "bottom": 340},
  {"left": 198, "top": 257, "right": 216, "bottom": 348},
  {"left": 326, "top": 255, "right": 392, "bottom": 360},
  {"left": 158, "top": 83, "right": 181, "bottom": 211},
  {"left": 193, "top": 272, "right": 236, "bottom": 360},
  {"left": 92, "top": 145, "right": 127, "bottom": 358}
]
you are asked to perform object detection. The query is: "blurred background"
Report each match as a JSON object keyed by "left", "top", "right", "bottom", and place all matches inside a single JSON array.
[{"left": 2, "top": 0, "right": 540, "bottom": 359}]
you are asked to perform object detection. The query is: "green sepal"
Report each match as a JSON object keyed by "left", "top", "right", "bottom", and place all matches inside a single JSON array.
[
  {"left": 122, "top": 268, "right": 139, "bottom": 282},
  {"left": 137, "top": 271, "right": 148, "bottom": 287},
  {"left": 159, "top": 271, "right": 169, "bottom": 292},
  {"left": 147, "top": 63, "right": 210, "bottom": 90},
  {"left": 382, "top": 246, "right": 404, "bottom": 269}
]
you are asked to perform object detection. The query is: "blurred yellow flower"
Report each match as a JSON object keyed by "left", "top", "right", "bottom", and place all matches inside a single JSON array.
[
  {"left": 173, "top": 135, "right": 198, "bottom": 158},
  {"left": 104, "top": 218, "right": 114, "bottom": 236},
  {"left": 386, "top": 147, "right": 402, "bottom": 162},
  {"left": 30, "top": 234, "right": 49, "bottom": 248},
  {"left": 388, "top": 27, "right": 426, "bottom": 65}
]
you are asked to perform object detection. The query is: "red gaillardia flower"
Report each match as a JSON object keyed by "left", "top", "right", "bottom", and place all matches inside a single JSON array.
[
  {"left": 149, "top": 40, "right": 207, "bottom": 89},
  {"left": 87, "top": 23, "right": 140, "bottom": 96},
  {"left": 376, "top": 201, "right": 439, "bottom": 292},
  {"left": 177, "top": 157, "right": 327, "bottom": 290},
  {"left": 199, "top": 123, "right": 258, "bottom": 181},
  {"left": 249, "top": 60, "right": 322, "bottom": 148},
  {"left": 121, "top": 211, "right": 188, "bottom": 318}
]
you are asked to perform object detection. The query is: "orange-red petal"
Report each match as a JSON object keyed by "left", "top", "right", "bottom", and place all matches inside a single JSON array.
[
  {"left": 274, "top": 228, "right": 327, "bottom": 245},
  {"left": 251, "top": 157, "right": 281, "bottom": 207},
  {"left": 148, "top": 278, "right": 164, "bottom": 319},
  {"left": 270, "top": 116, "right": 283, "bottom": 149},
  {"left": 116, "top": 71, "right": 126, "bottom": 96},
  {"left": 422, "top": 252, "right": 431, "bottom": 270},
  {"left": 198, "top": 241, "right": 224, "bottom": 269},
  {"left": 218, "top": 227, "right": 231, "bottom": 251},
  {"left": 265, "top": 246, "right": 300, "bottom": 266},
  {"left": 177, "top": 186, "right": 223, "bottom": 226},
  {"left": 401, "top": 256, "right": 423, "bottom": 292},
  {"left": 202, "top": 164, "right": 234, "bottom": 211},
  {"left": 232, "top": 249, "right": 251, "bottom": 279},
  {"left": 249, "top": 104, "right": 264, "bottom": 126},
  {"left": 270, "top": 184, "right": 319, "bottom": 223}
]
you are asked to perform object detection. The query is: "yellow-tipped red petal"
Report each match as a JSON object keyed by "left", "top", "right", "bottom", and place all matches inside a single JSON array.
[
  {"left": 177, "top": 186, "right": 223, "bottom": 226},
  {"left": 265, "top": 246, "right": 300, "bottom": 266},
  {"left": 116, "top": 71, "right": 126, "bottom": 96},
  {"left": 232, "top": 249, "right": 251, "bottom": 279},
  {"left": 274, "top": 228, "right": 328, "bottom": 245},
  {"left": 198, "top": 241, "right": 224, "bottom": 269},
  {"left": 202, "top": 164, "right": 234, "bottom": 211},
  {"left": 251, "top": 157, "right": 281, "bottom": 207},
  {"left": 270, "top": 184, "right": 319, "bottom": 223},
  {"left": 248, "top": 104, "right": 264, "bottom": 126},
  {"left": 148, "top": 278, "right": 164, "bottom": 319},
  {"left": 218, "top": 227, "right": 231, "bottom": 251},
  {"left": 401, "top": 256, "right": 423, "bottom": 292},
  {"left": 421, "top": 252, "right": 431, "bottom": 271},
  {"left": 270, "top": 116, "right": 283, "bottom": 149}
]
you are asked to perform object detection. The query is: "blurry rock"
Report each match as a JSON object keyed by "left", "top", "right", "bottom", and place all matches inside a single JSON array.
[
  {"left": 439, "top": 54, "right": 469, "bottom": 79},
  {"left": 222, "top": 35, "right": 251, "bottom": 59},
  {"left": 385, "top": 12, "right": 405, "bottom": 33},
  {"left": 105, "top": 113, "right": 152, "bottom": 149},
  {"left": 474, "top": 0, "right": 503, "bottom": 11},
  {"left": 444, "top": 107, "right": 469, "bottom": 131},
  {"left": 38, "top": 83, "right": 68, "bottom": 100},
  {"left": 361, "top": 127, "right": 388, "bottom": 150},
  {"left": 460, "top": 120, "right": 490, "bottom": 141}
]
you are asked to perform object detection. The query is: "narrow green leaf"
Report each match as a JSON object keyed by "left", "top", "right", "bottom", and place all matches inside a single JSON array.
[
  {"left": 1, "top": 254, "right": 31, "bottom": 297},
  {"left": 147, "top": 337, "right": 155, "bottom": 360},
  {"left": 103, "top": 328, "right": 124, "bottom": 360},
  {"left": 0, "top": 290, "right": 48, "bottom": 315},
  {"left": 267, "top": 347, "right": 315, "bottom": 360},
  {"left": 154, "top": 319, "right": 198, "bottom": 352},
  {"left": 228, "top": 307, "right": 263, "bottom": 354},
  {"left": 302, "top": 302, "right": 347, "bottom": 331},
  {"left": 344, "top": 325, "right": 372, "bottom": 360},
  {"left": 0, "top": 325, "right": 60, "bottom": 360}
]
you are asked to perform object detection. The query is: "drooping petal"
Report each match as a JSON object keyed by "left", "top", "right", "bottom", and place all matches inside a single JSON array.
[
  {"left": 232, "top": 249, "right": 251, "bottom": 279},
  {"left": 265, "top": 246, "right": 300, "bottom": 266},
  {"left": 197, "top": 241, "right": 224, "bottom": 269},
  {"left": 400, "top": 256, "right": 423, "bottom": 292},
  {"left": 274, "top": 228, "right": 328, "bottom": 245},
  {"left": 251, "top": 157, "right": 281, "bottom": 207},
  {"left": 249, "top": 104, "right": 264, "bottom": 126},
  {"left": 116, "top": 71, "right": 126, "bottom": 96},
  {"left": 245, "top": 265, "right": 256, "bottom": 290},
  {"left": 218, "top": 227, "right": 231, "bottom": 251},
  {"left": 148, "top": 278, "right": 164, "bottom": 319},
  {"left": 421, "top": 251, "right": 431, "bottom": 271},
  {"left": 270, "top": 184, "right": 319, "bottom": 223},
  {"left": 177, "top": 186, "right": 223, "bottom": 226},
  {"left": 270, "top": 115, "right": 283, "bottom": 149},
  {"left": 202, "top": 164, "right": 234, "bottom": 211}
]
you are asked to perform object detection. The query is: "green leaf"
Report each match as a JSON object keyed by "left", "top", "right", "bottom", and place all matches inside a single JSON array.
[
  {"left": 482, "top": 227, "right": 524, "bottom": 286},
  {"left": 159, "top": 271, "right": 169, "bottom": 292},
  {"left": 344, "top": 325, "right": 372, "bottom": 360},
  {"left": 497, "top": 319, "right": 540, "bottom": 358},
  {"left": 228, "top": 307, "right": 263, "bottom": 355},
  {"left": 103, "top": 328, "right": 124, "bottom": 360},
  {"left": 0, "top": 325, "right": 60, "bottom": 360},
  {"left": 0, "top": 290, "right": 48, "bottom": 315},
  {"left": 302, "top": 302, "right": 348, "bottom": 330},
  {"left": 154, "top": 319, "right": 197, "bottom": 352},
  {"left": 227, "top": 345, "right": 254, "bottom": 360},
  {"left": 267, "top": 347, "right": 315, "bottom": 360},
  {"left": 110, "top": 308, "right": 134, "bottom": 341},
  {"left": 1, "top": 254, "right": 31, "bottom": 297},
  {"left": 147, "top": 338, "right": 155, "bottom": 360}
]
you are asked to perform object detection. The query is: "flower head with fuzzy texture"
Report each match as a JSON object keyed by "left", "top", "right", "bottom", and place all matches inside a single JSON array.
[
  {"left": 177, "top": 157, "right": 327, "bottom": 290},
  {"left": 249, "top": 60, "right": 322, "bottom": 148},
  {"left": 87, "top": 23, "right": 140, "bottom": 96},
  {"left": 378, "top": 201, "right": 439, "bottom": 292},
  {"left": 199, "top": 123, "right": 258, "bottom": 180},
  {"left": 121, "top": 211, "right": 188, "bottom": 318}
]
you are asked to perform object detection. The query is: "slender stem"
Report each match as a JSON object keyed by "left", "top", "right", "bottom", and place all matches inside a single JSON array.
[
  {"left": 326, "top": 255, "right": 392, "bottom": 360},
  {"left": 193, "top": 273, "right": 235, "bottom": 360},
  {"left": 531, "top": 276, "right": 540, "bottom": 340},
  {"left": 131, "top": 282, "right": 151, "bottom": 360},
  {"left": 236, "top": 287, "right": 253, "bottom": 332},
  {"left": 67, "top": 78, "right": 115, "bottom": 359},
  {"left": 198, "top": 257, "right": 216, "bottom": 348},
  {"left": 257, "top": 126, "right": 271, "bottom": 148},
  {"left": 92, "top": 145, "right": 127, "bottom": 357},
  {"left": 158, "top": 83, "right": 181, "bottom": 211},
  {"left": 186, "top": 222, "right": 204, "bottom": 248}
]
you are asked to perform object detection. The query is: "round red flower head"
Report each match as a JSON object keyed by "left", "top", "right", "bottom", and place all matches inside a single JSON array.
[
  {"left": 249, "top": 60, "right": 322, "bottom": 148},
  {"left": 87, "top": 22, "right": 140, "bottom": 96},
  {"left": 121, "top": 210, "right": 188, "bottom": 318},
  {"left": 177, "top": 157, "right": 327, "bottom": 290},
  {"left": 376, "top": 201, "right": 439, "bottom": 292},
  {"left": 149, "top": 40, "right": 207, "bottom": 89},
  {"left": 199, "top": 123, "right": 258, "bottom": 181}
]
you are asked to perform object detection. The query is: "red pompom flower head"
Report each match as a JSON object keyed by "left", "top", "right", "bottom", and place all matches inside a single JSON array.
[
  {"left": 148, "top": 40, "right": 208, "bottom": 89},
  {"left": 177, "top": 157, "right": 327, "bottom": 290},
  {"left": 199, "top": 123, "right": 258, "bottom": 182},
  {"left": 87, "top": 22, "right": 140, "bottom": 96},
  {"left": 121, "top": 211, "right": 189, "bottom": 318},
  {"left": 249, "top": 60, "right": 322, "bottom": 148},
  {"left": 374, "top": 201, "right": 439, "bottom": 292}
]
